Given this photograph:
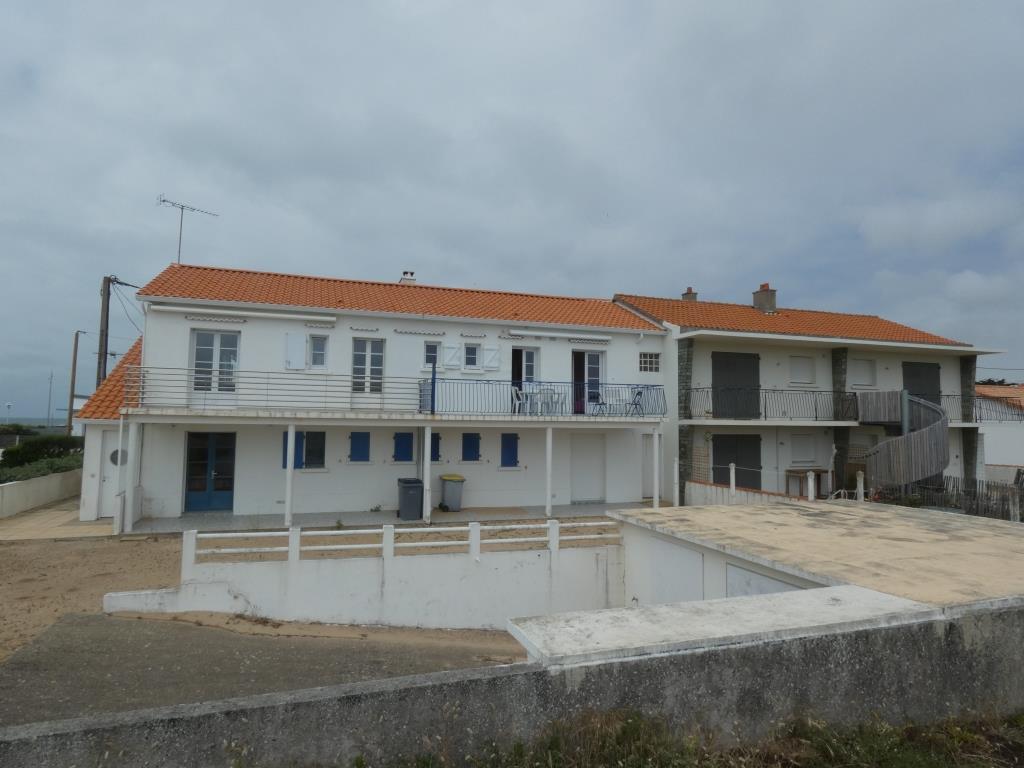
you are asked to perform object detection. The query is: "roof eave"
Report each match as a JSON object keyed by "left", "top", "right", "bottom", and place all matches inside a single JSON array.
[{"left": 672, "top": 328, "right": 995, "bottom": 354}]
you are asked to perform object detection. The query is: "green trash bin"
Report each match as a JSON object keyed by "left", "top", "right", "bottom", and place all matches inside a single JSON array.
[{"left": 440, "top": 473, "right": 465, "bottom": 512}]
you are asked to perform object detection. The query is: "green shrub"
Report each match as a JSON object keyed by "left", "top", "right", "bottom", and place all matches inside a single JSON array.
[
  {"left": 0, "top": 435, "right": 83, "bottom": 468},
  {"left": 0, "top": 454, "right": 83, "bottom": 483},
  {"left": 0, "top": 424, "right": 39, "bottom": 436}
]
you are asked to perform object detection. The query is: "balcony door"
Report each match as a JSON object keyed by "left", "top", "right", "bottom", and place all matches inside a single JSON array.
[
  {"left": 184, "top": 432, "right": 236, "bottom": 512},
  {"left": 572, "top": 351, "right": 601, "bottom": 415},
  {"left": 711, "top": 352, "right": 760, "bottom": 419},
  {"left": 351, "top": 338, "right": 384, "bottom": 409},
  {"left": 191, "top": 330, "right": 239, "bottom": 406}
]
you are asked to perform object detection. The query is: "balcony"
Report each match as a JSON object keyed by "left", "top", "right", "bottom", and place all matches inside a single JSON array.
[
  {"left": 682, "top": 387, "right": 859, "bottom": 422},
  {"left": 124, "top": 367, "right": 667, "bottom": 420}
]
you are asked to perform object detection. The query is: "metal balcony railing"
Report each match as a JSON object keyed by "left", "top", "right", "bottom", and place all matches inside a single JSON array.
[
  {"left": 681, "top": 387, "right": 859, "bottom": 421},
  {"left": 124, "top": 366, "right": 667, "bottom": 419}
]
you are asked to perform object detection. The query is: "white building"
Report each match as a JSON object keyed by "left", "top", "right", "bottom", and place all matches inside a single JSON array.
[
  {"left": 615, "top": 283, "right": 998, "bottom": 498},
  {"left": 77, "top": 265, "right": 669, "bottom": 529},
  {"left": 977, "top": 384, "right": 1024, "bottom": 483}
]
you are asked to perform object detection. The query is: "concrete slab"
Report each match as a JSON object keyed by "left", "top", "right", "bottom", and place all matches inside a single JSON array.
[
  {"left": 508, "top": 585, "right": 928, "bottom": 665},
  {"left": 0, "top": 497, "right": 110, "bottom": 541},
  {"left": 609, "top": 501, "right": 1024, "bottom": 607}
]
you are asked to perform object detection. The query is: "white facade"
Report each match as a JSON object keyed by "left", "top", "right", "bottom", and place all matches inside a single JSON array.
[{"left": 79, "top": 286, "right": 669, "bottom": 524}]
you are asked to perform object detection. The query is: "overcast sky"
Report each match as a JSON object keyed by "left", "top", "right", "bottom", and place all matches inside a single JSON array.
[{"left": 2, "top": 2, "right": 1023, "bottom": 418}]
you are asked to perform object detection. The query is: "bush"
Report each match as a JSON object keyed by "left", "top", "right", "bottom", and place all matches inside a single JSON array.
[
  {"left": 0, "top": 454, "right": 83, "bottom": 483},
  {"left": 0, "top": 434, "right": 83, "bottom": 468},
  {"left": 0, "top": 424, "right": 39, "bottom": 436}
]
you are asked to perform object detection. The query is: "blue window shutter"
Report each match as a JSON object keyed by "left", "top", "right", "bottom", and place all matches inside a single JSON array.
[
  {"left": 350, "top": 432, "right": 370, "bottom": 462},
  {"left": 462, "top": 433, "right": 480, "bottom": 462},
  {"left": 430, "top": 433, "right": 441, "bottom": 462},
  {"left": 282, "top": 431, "right": 306, "bottom": 469},
  {"left": 393, "top": 432, "right": 413, "bottom": 462},
  {"left": 500, "top": 433, "right": 519, "bottom": 467}
]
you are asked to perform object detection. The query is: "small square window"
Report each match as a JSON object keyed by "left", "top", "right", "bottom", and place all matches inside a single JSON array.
[
  {"left": 309, "top": 336, "right": 328, "bottom": 368},
  {"left": 849, "top": 358, "right": 877, "bottom": 388},
  {"left": 424, "top": 342, "right": 440, "bottom": 368},
  {"left": 639, "top": 352, "right": 660, "bottom": 373},
  {"left": 464, "top": 344, "right": 480, "bottom": 368}
]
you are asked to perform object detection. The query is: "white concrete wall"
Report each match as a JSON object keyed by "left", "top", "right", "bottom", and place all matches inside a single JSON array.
[
  {"left": 106, "top": 544, "right": 625, "bottom": 630},
  {"left": 621, "top": 525, "right": 818, "bottom": 605},
  {"left": 141, "top": 304, "right": 665, "bottom": 388},
  {"left": 137, "top": 423, "right": 646, "bottom": 517},
  {"left": 981, "top": 423, "right": 1024, "bottom": 468},
  {"left": 0, "top": 469, "right": 83, "bottom": 518}
]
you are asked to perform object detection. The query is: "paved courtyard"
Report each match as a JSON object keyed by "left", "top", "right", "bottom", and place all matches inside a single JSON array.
[{"left": 0, "top": 497, "right": 109, "bottom": 541}]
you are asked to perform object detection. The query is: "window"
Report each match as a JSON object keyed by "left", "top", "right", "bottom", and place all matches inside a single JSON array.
[
  {"left": 352, "top": 339, "right": 384, "bottom": 393},
  {"left": 789, "top": 355, "right": 815, "bottom": 385},
  {"left": 522, "top": 349, "right": 536, "bottom": 381},
  {"left": 349, "top": 432, "right": 371, "bottom": 462},
  {"left": 192, "top": 330, "right": 239, "bottom": 392},
  {"left": 393, "top": 432, "right": 414, "bottom": 462},
  {"left": 309, "top": 335, "right": 328, "bottom": 368},
  {"left": 849, "top": 358, "right": 876, "bottom": 388},
  {"left": 464, "top": 344, "right": 480, "bottom": 369},
  {"left": 500, "top": 433, "right": 519, "bottom": 467},
  {"left": 639, "top": 352, "right": 660, "bottom": 373},
  {"left": 424, "top": 341, "right": 440, "bottom": 368},
  {"left": 430, "top": 432, "right": 441, "bottom": 462},
  {"left": 461, "top": 433, "right": 481, "bottom": 461},
  {"left": 281, "top": 431, "right": 326, "bottom": 469}
]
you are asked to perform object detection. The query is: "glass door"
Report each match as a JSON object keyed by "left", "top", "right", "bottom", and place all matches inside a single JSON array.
[
  {"left": 191, "top": 331, "right": 240, "bottom": 404},
  {"left": 184, "top": 432, "right": 236, "bottom": 512}
]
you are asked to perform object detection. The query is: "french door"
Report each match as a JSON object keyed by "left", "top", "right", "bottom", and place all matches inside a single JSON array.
[
  {"left": 572, "top": 351, "right": 602, "bottom": 414},
  {"left": 184, "top": 432, "right": 236, "bottom": 512},
  {"left": 191, "top": 331, "right": 240, "bottom": 394}
]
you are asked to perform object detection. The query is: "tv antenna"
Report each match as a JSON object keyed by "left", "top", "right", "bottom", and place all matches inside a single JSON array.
[{"left": 157, "top": 194, "right": 219, "bottom": 263}]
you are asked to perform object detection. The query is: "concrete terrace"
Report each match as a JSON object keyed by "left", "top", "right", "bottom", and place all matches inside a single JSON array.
[{"left": 609, "top": 500, "right": 1024, "bottom": 607}]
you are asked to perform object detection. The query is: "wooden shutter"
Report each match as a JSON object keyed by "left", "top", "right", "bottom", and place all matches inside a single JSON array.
[
  {"left": 482, "top": 346, "right": 500, "bottom": 370},
  {"left": 393, "top": 432, "right": 414, "bottom": 462},
  {"left": 281, "top": 431, "right": 305, "bottom": 468},
  {"left": 349, "top": 432, "right": 371, "bottom": 462},
  {"left": 461, "top": 433, "right": 481, "bottom": 462},
  {"left": 443, "top": 344, "right": 460, "bottom": 369},
  {"left": 500, "top": 433, "right": 519, "bottom": 467}
]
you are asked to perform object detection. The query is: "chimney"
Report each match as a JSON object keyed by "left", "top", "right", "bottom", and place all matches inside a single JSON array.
[
  {"left": 681, "top": 287, "right": 698, "bottom": 302},
  {"left": 753, "top": 282, "right": 776, "bottom": 313},
  {"left": 399, "top": 270, "right": 416, "bottom": 284}
]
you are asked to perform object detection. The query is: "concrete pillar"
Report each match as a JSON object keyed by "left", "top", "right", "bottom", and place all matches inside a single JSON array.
[
  {"left": 807, "top": 471, "right": 816, "bottom": 501},
  {"left": 181, "top": 529, "right": 197, "bottom": 581},
  {"left": 672, "top": 457, "right": 680, "bottom": 507},
  {"left": 833, "top": 427, "right": 850, "bottom": 491},
  {"left": 284, "top": 424, "right": 296, "bottom": 526},
  {"left": 960, "top": 355, "right": 977, "bottom": 423},
  {"left": 422, "top": 425, "right": 432, "bottom": 523},
  {"left": 962, "top": 427, "right": 979, "bottom": 486},
  {"left": 856, "top": 470, "right": 865, "bottom": 502},
  {"left": 469, "top": 522, "right": 481, "bottom": 561},
  {"left": 729, "top": 463, "right": 736, "bottom": 495},
  {"left": 114, "top": 416, "right": 126, "bottom": 535},
  {"left": 678, "top": 424, "right": 695, "bottom": 504},
  {"left": 123, "top": 421, "right": 143, "bottom": 533},
  {"left": 544, "top": 426, "right": 553, "bottom": 517},
  {"left": 652, "top": 430, "right": 660, "bottom": 509}
]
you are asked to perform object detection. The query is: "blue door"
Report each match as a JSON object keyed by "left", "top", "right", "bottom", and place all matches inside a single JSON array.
[{"left": 185, "top": 432, "right": 236, "bottom": 512}]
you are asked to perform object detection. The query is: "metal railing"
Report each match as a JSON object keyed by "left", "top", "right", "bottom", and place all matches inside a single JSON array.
[
  {"left": 682, "top": 387, "right": 859, "bottom": 421},
  {"left": 183, "top": 520, "right": 621, "bottom": 567},
  {"left": 125, "top": 366, "right": 666, "bottom": 418}
]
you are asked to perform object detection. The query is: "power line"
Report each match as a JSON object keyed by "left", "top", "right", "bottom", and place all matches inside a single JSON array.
[
  {"left": 977, "top": 366, "right": 1024, "bottom": 371},
  {"left": 112, "top": 285, "right": 142, "bottom": 335}
]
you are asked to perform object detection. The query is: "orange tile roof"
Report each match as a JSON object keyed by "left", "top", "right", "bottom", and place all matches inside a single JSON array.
[
  {"left": 77, "top": 338, "right": 142, "bottom": 421},
  {"left": 976, "top": 384, "right": 1024, "bottom": 411},
  {"left": 138, "top": 264, "right": 661, "bottom": 331},
  {"left": 615, "top": 293, "right": 968, "bottom": 347}
]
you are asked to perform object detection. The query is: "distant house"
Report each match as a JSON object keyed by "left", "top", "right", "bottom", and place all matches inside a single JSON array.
[
  {"left": 615, "top": 283, "right": 997, "bottom": 499},
  {"left": 976, "top": 384, "right": 1024, "bottom": 483},
  {"left": 76, "top": 264, "right": 668, "bottom": 529}
]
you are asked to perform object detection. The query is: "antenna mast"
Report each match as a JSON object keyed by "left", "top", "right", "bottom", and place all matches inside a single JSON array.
[{"left": 157, "top": 194, "right": 219, "bottom": 263}]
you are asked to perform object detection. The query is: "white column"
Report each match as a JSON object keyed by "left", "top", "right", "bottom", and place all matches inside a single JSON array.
[
  {"left": 423, "top": 425, "right": 432, "bottom": 523},
  {"left": 181, "top": 529, "right": 197, "bottom": 582},
  {"left": 855, "top": 470, "right": 865, "bottom": 502},
  {"left": 672, "top": 456, "right": 680, "bottom": 507},
  {"left": 806, "top": 470, "right": 816, "bottom": 501},
  {"left": 729, "top": 463, "right": 736, "bottom": 494},
  {"left": 114, "top": 416, "right": 126, "bottom": 535},
  {"left": 124, "top": 421, "right": 142, "bottom": 533},
  {"left": 652, "top": 430, "right": 660, "bottom": 509},
  {"left": 544, "top": 427, "right": 553, "bottom": 517},
  {"left": 284, "top": 424, "right": 296, "bottom": 526}
]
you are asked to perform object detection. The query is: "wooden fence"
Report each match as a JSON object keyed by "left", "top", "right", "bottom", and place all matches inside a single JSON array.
[{"left": 877, "top": 475, "right": 1023, "bottom": 522}]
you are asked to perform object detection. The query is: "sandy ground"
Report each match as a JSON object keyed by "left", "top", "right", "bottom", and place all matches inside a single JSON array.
[{"left": 0, "top": 535, "right": 182, "bottom": 661}]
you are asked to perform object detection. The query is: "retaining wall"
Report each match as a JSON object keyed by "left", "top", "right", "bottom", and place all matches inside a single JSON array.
[
  {"left": 3, "top": 598, "right": 1023, "bottom": 767},
  {"left": 0, "top": 469, "right": 82, "bottom": 519},
  {"left": 105, "top": 543, "right": 625, "bottom": 629}
]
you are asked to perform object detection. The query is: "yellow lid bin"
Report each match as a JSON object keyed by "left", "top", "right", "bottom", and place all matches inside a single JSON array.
[{"left": 439, "top": 474, "right": 466, "bottom": 511}]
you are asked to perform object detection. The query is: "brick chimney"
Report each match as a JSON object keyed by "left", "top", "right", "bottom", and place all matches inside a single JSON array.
[
  {"left": 399, "top": 271, "right": 416, "bottom": 284},
  {"left": 753, "top": 282, "right": 776, "bottom": 313},
  {"left": 681, "top": 287, "right": 698, "bottom": 302}
]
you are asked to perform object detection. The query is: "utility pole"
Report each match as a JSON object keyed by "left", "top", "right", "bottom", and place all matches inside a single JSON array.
[
  {"left": 96, "top": 275, "right": 112, "bottom": 386},
  {"left": 67, "top": 330, "right": 82, "bottom": 436}
]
